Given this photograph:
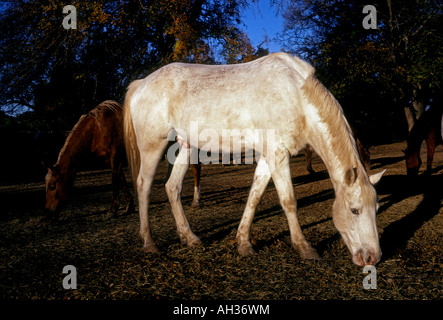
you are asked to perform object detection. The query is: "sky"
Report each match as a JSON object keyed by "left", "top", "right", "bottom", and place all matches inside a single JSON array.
[{"left": 241, "top": 2, "right": 285, "bottom": 53}]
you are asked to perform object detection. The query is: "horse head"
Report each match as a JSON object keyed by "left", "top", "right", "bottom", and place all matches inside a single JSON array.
[
  {"left": 403, "top": 148, "right": 421, "bottom": 176},
  {"left": 44, "top": 164, "right": 73, "bottom": 214},
  {"left": 332, "top": 168, "right": 385, "bottom": 266}
]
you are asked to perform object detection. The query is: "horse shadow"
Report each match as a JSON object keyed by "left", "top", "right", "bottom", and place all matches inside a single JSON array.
[
  {"left": 377, "top": 173, "right": 442, "bottom": 260},
  {"left": 200, "top": 168, "right": 442, "bottom": 263},
  {"left": 370, "top": 155, "right": 404, "bottom": 170},
  {"left": 199, "top": 169, "right": 334, "bottom": 247},
  {"left": 312, "top": 172, "right": 442, "bottom": 261},
  {"left": 292, "top": 170, "right": 330, "bottom": 186}
]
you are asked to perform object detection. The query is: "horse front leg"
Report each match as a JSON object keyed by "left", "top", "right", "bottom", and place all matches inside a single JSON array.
[
  {"left": 165, "top": 146, "right": 201, "bottom": 247},
  {"left": 269, "top": 145, "right": 320, "bottom": 260},
  {"left": 138, "top": 140, "right": 169, "bottom": 253},
  {"left": 425, "top": 138, "right": 436, "bottom": 174},
  {"left": 120, "top": 168, "right": 135, "bottom": 214},
  {"left": 236, "top": 156, "right": 271, "bottom": 256}
]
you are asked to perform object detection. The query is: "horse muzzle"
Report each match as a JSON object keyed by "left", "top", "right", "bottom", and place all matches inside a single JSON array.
[
  {"left": 353, "top": 249, "right": 381, "bottom": 267},
  {"left": 43, "top": 201, "right": 63, "bottom": 216}
]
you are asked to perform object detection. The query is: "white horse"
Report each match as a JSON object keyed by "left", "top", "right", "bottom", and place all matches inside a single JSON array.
[{"left": 123, "top": 53, "right": 385, "bottom": 266}]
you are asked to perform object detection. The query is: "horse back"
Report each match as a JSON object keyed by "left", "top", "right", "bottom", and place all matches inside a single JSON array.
[
  {"left": 89, "top": 100, "right": 124, "bottom": 158},
  {"left": 135, "top": 53, "right": 315, "bottom": 134}
]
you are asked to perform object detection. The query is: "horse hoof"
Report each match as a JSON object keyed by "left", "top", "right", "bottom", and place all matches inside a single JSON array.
[
  {"left": 123, "top": 204, "right": 135, "bottom": 215},
  {"left": 190, "top": 201, "right": 200, "bottom": 209},
  {"left": 238, "top": 244, "right": 256, "bottom": 256},
  {"left": 124, "top": 203, "right": 135, "bottom": 214},
  {"left": 300, "top": 248, "right": 321, "bottom": 261},
  {"left": 143, "top": 244, "right": 159, "bottom": 253},
  {"left": 183, "top": 234, "right": 202, "bottom": 247},
  {"left": 189, "top": 238, "right": 202, "bottom": 247}
]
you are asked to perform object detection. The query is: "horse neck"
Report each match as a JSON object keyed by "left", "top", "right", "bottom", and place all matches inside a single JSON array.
[
  {"left": 302, "top": 80, "right": 364, "bottom": 189},
  {"left": 56, "top": 115, "right": 95, "bottom": 174},
  {"left": 407, "top": 114, "right": 429, "bottom": 152},
  {"left": 308, "top": 120, "right": 363, "bottom": 189}
]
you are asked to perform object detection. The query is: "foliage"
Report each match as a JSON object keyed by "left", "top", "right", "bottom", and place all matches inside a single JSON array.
[
  {"left": 280, "top": 0, "right": 443, "bottom": 142},
  {"left": 0, "top": 0, "right": 259, "bottom": 131}
]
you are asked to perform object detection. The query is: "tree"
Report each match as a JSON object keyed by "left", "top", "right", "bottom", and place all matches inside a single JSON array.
[
  {"left": 0, "top": 0, "right": 257, "bottom": 131},
  {"left": 280, "top": 0, "right": 443, "bottom": 141}
]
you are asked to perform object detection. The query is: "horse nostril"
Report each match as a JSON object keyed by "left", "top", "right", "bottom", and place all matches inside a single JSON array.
[
  {"left": 354, "top": 251, "right": 365, "bottom": 267},
  {"left": 365, "top": 251, "right": 381, "bottom": 266},
  {"left": 354, "top": 250, "right": 380, "bottom": 266}
]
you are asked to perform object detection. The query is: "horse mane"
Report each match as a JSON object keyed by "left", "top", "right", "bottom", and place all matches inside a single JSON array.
[
  {"left": 301, "top": 74, "right": 361, "bottom": 172},
  {"left": 91, "top": 100, "right": 122, "bottom": 115},
  {"left": 57, "top": 100, "right": 123, "bottom": 166},
  {"left": 56, "top": 114, "right": 95, "bottom": 166}
]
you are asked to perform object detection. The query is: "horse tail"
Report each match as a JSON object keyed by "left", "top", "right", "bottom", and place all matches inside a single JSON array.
[{"left": 123, "top": 79, "right": 143, "bottom": 197}]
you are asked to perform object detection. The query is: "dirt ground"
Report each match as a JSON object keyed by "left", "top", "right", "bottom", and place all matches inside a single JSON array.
[{"left": 0, "top": 141, "right": 442, "bottom": 300}]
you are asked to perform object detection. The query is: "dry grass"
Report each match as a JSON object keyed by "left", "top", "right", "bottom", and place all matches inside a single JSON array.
[{"left": 1, "top": 142, "right": 441, "bottom": 300}]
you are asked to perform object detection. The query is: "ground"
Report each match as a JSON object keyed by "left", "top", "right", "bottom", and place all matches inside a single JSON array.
[{"left": 0, "top": 141, "right": 441, "bottom": 300}]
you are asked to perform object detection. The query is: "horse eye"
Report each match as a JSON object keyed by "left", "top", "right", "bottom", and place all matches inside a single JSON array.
[{"left": 351, "top": 208, "right": 360, "bottom": 215}]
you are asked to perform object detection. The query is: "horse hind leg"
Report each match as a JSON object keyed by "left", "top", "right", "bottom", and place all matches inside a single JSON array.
[
  {"left": 105, "top": 157, "right": 134, "bottom": 219},
  {"left": 165, "top": 146, "right": 202, "bottom": 246},
  {"left": 190, "top": 162, "right": 201, "bottom": 208},
  {"left": 305, "top": 145, "right": 315, "bottom": 174},
  {"left": 138, "top": 140, "right": 169, "bottom": 252}
]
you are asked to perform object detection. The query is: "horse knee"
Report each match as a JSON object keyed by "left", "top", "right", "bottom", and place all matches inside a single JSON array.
[{"left": 165, "top": 180, "right": 182, "bottom": 200}]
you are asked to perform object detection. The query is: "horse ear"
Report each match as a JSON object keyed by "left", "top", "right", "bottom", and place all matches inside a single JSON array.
[
  {"left": 345, "top": 167, "right": 358, "bottom": 186},
  {"left": 43, "top": 160, "right": 52, "bottom": 170},
  {"left": 369, "top": 169, "right": 386, "bottom": 185}
]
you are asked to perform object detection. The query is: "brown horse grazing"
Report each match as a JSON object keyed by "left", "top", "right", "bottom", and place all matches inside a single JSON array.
[
  {"left": 404, "top": 106, "right": 443, "bottom": 176},
  {"left": 304, "top": 134, "right": 371, "bottom": 174},
  {"left": 45, "top": 100, "right": 135, "bottom": 217}
]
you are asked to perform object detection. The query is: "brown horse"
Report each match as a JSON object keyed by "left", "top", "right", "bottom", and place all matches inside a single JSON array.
[
  {"left": 45, "top": 100, "right": 135, "bottom": 217},
  {"left": 404, "top": 106, "right": 443, "bottom": 176}
]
